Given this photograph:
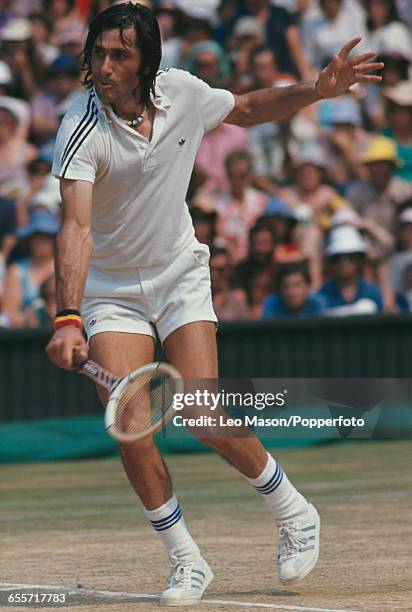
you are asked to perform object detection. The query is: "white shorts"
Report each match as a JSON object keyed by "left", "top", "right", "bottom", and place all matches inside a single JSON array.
[{"left": 82, "top": 240, "right": 217, "bottom": 345}]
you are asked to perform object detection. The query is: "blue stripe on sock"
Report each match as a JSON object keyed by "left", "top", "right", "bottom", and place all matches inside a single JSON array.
[
  {"left": 150, "top": 504, "right": 181, "bottom": 527},
  {"left": 152, "top": 508, "right": 182, "bottom": 531},
  {"left": 260, "top": 469, "right": 283, "bottom": 494},
  {"left": 254, "top": 464, "right": 283, "bottom": 493}
]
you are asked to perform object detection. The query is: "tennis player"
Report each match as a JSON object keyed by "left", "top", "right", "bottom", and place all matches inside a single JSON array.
[{"left": 46, "top": 3, "right": 382, "bottom": 606}]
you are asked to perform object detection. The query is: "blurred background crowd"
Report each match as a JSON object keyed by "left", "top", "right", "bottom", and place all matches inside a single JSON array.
[{"left": 0, "top": 0, "right": 412, "bottom": 326}]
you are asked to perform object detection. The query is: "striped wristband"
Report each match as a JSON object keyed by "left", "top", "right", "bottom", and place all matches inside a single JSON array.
[{"left": 54, "top": 309, "right": 83, "bottom": 331}]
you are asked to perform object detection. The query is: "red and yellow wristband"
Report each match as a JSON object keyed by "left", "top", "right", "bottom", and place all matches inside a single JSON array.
[{"left": 54, "top": 309, "right": 83, "bottom": 331}]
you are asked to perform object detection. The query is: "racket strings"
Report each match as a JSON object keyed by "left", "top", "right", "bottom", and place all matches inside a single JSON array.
[{"left": 113, "top": 370, "right": 175, "bottom": 438}]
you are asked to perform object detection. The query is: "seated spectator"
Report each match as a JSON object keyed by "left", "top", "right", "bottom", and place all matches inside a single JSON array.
[
  {"left": 383, "top": 81, "right": 412, "bottom": 182},
  {"left": 363, "top": 52, "right": 410, "bottom": 130},
  {"left": 227, "top": 17, "right": 266, "bottom": 90},
  {"left": 257, "top": 196, "right": 303, "bottom": 263},
  {"left": 346, "top": 135, "right": 412, "bottom": 233},
  {"left": 190, "top": 206, "right": 217, "bottom": 249},
  {"left": 279, "top": 142, "right": 350, "bottom": 232},
  {"left": 387, "top": 206, "right": 412, "bottom": 303},
  {"left": 245, "top": 44, "right": 299, "bottom": 189},
  {"left": 30, "top": 53, "right": 81, "bottom": 145},
  {"left": 1, "top": 209, "right": 58, "bottom": 327},
  {"left": 47, "top": 0, "right": 86, "bottom": 48},
  {"left": 330, "top": 206, "right": 395, "bottom": 310},
  {"left": 0, "top": 106, "right": 37, "bottom": 200},
  {"left": 318, "top": 225, "right": 383, "bottom": 315},
  {"left": 364, "top": 0, "right": 412, "bottom": 61},
  {"left": 195, "top": 121, "right": 249, "bottom": 191},
  {"left": 25, "top": 273, "right": 57, "bottom": 327},
  {"left": 28, "top": 12, "right": 59, "bottom": 67},
  {"left": 0, "top": 61, "right": 32, "bottom": 140},
  {"left": 306, "top": 0, "right": 366, "bottom": 70},
  {"left": 155, "top": 5, "right": 184, "bottom": 70},
  {"left": 243, "top": 0, "right": 315, "bottom": 79},
  {"left": 263, "top": 261, "right": 325, "bottom": 319},
  {"left": 233, "top": 224, "right": 276, "bottom": 319},
  {"left": 0, "top": 17, "right": 45, "bottom": 100},
  {"left": 247, "top": 43, "right": 296, "bottom": 91},
  {"left": 216, "top": 149, "right": 268, "bottom": 263},
  {"left": 245, "top": 44, "right": 319, "bottom": 188},
  {"left": 320, "top": 95, "right": 370, "bottom": 188},
  {"left": 394, "top": 261, "right": 412, "bottom": 312},
  {"left": 210, "top": 247, "right": 249, "bottom": 320},
  {"left": 185, "top": 40, "right": 231, "bottom": 88}
]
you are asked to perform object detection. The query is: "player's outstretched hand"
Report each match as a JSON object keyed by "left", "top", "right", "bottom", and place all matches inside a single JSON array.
[
  {"left": 46, "top": 326, "right": 88, "bottom": 371},
  {"left": 315, "top": 37, "right": 383, "bottom": 99}
]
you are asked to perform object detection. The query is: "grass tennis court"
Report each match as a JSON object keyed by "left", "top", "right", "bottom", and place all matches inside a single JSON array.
[{"left": 1, "top": 440, "right": 411, "bottom": 611}]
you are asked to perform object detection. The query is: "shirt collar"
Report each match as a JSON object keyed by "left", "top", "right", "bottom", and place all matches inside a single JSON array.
[{"left": 90, "top": 83, "right": 171, "bottom": 121}]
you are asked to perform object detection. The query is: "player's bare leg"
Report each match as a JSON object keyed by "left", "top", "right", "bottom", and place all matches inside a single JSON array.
[
  {"left": 164, "top": 321, "right": 320, "bottom": 586},
  {"left": 89, "top": 331, "right": 172, "bottom": 509},
  {"left": 163, "top": 321, "right": 268, "bottom": 477},
  {"left": 89, "top": 331, "right": 207, "bottom": 605}
]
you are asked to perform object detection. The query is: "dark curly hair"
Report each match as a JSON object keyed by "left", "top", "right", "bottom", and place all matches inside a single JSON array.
[{"left": 81, "top": 2, "right": 162, "bottom": 107}]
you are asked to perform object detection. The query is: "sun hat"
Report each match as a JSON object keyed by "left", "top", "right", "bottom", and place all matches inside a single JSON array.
[
  {"left": 1, "top": 18, "right": 31, "bottom": 42},
  {"left": 383, "top": 81, "right": 412, "bottom": 106},
  {"left": 17, "top": 210, "right": 60, "bottom": 239},
  {"left": 328, "top": 96, "right": 362, "bottom": 126},
  {"left": 233, "top": 17, "right": 265, "bottom": 39},
  {"left": 361, "top": 136, "right": 403, "bottom": 167},
  {"left": 0, "top": 61, "right": 12, "bottom": 86},
  {"left": 293, "top": 142, "right": 328, "bottom": 169},
  {"left": 330, "top": 208, "right": 360, "bottom": 227},
  {"left": 399, "top": 208, "right": 412, "bottom": 223},
  {"left": 325, "top": 225, "right": 367, "bottom": 257},
  {"left": 264, "top": 197, "right": 297, "bottom": 220}
]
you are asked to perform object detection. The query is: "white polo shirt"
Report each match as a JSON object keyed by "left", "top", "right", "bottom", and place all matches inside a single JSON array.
[{"left": 52, "top": 69, "right": 235, "bottom": 269}]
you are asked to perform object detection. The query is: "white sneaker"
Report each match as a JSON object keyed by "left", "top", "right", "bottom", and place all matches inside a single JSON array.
[
  {"left": 159, "top": 555, "right": 214, "bottom": 607},
  {"left": 277, "top": 502, "right": 320, "bottom": 584}
]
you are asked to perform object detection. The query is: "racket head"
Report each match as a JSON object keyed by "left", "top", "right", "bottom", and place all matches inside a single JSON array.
[{"left": 104, "top": 362, "right": 183, "bottom": 443}]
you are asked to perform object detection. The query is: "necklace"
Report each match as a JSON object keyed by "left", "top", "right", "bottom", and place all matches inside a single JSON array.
[{"left": 115, "top": 106, "right": 146, "bottom": 127}]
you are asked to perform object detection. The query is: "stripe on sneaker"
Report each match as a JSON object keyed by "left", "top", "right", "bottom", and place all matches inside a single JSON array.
[
  {"left": 191, "top": 570, "right": 206, "bottom": 578},
  {"left": 301, "top": 524, "right": 316, "bottom": 532},
  {"left": 150, "top": 505, "right": 182, "bottom": 531},
  {"left": 299, "top": 545, "right": 315, "bottom": 552},
  {"left": 254, "top": 464, "right": 284, "bottom": 495}
]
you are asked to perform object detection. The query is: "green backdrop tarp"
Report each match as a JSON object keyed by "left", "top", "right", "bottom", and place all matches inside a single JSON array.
[{"left": 0, "top": 416, "right": 324, "bottom": 463}]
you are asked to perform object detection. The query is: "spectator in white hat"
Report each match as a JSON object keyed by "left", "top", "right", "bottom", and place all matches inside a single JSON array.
[
  {"left": 318, "top": 224, "right": 383, "bottom": 315},
  {"left": 0, "top": 18, "right": 44, "bottom": 100}
]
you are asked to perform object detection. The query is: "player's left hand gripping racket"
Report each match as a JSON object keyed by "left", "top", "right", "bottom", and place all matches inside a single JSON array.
[{"left": 78, "top": 359, "right": 183, "bottom": 443}]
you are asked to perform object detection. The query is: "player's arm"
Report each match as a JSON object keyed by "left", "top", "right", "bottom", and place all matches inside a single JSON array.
[
  {"left": 46, "top": 179, "right": 93, "bottom": 371},
  {"left": 224, "top": 38, "right": 383, "bottom": 128}
]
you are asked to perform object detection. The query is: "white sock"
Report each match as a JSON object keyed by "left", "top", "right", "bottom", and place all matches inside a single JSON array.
[
  {"left": 144, "top": 494, "right": 200, "bottom": 561},
  {"left": 247, "top": 452, "right": 309, "bottom": 523}
]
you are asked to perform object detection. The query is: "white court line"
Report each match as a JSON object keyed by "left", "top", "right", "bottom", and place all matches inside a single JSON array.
[{"left": 0, "top": 583, "right": 359, "bottom": 612}]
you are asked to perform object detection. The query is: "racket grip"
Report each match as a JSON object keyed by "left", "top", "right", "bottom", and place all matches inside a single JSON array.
[{"left": 78, "top": 359, "right": 119, "bottom": 392}]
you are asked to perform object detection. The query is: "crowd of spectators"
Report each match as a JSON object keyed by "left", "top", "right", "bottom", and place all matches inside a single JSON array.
[{"left": 0, "top": 0, "right": 412, "bottom": 326}]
